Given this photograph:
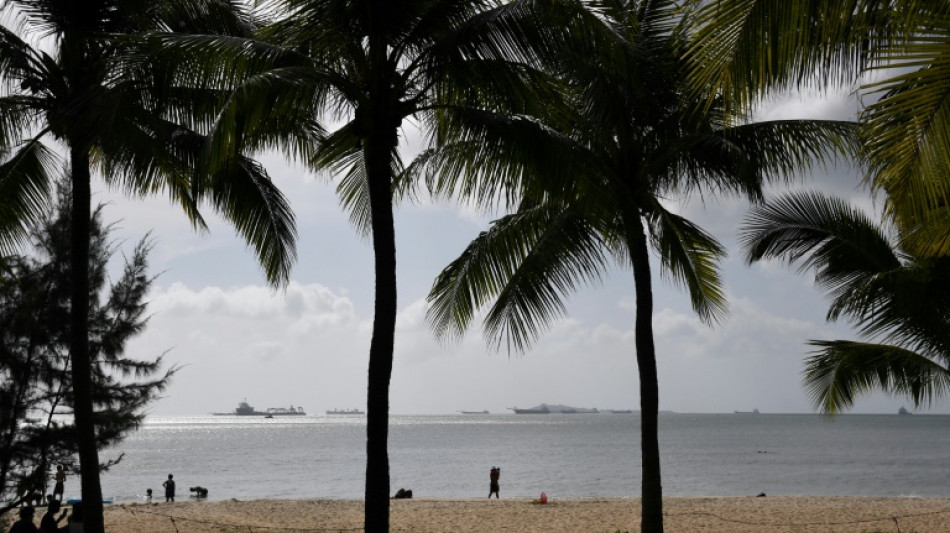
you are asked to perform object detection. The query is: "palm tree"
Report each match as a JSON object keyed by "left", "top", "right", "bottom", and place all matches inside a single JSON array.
[
  {"left": 740, "top": 191, "right": 950, "bottom": 413},
  {"left": 0, "top": 2, "right": 296, "bottom": 532},
  {"left": 151, "top": 1, "right": 564, "bottom": 530},
  {"left": 686, "top": 0, "right": 950, "bottom": 254},
  {"left": 424, "top": 2, "right": 856, "bottom": 531}
]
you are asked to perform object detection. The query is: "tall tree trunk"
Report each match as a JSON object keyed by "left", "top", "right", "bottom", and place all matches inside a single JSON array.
[
  {"left": 627, "top": 213, "right": 663, "bottom": 533},
  {"left": 69, "top": 148, "right": 105, "bottom": 533},
  {"left": 363, "top": 126, "right": 397, "bottom": 533}
]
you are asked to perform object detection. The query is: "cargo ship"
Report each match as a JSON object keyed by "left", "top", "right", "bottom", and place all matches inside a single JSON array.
[
  {"left": 326, "top": 408, "right": 365, "bottom": 415},
  {"left": 213, "top": 400, "right": 306, "bottom": 416},
  {"left": 508, "top": 405, "right": 551, "bottom": 414}
]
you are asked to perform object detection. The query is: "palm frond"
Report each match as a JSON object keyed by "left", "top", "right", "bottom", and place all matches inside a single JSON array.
[
  {"left": 719, "top": 119, "right": 859, "bottom": 181},
  {"left": 684, "top": 0, "right": 874, "bottom": 107},
  {"left": 741, "top": 191, "right": 901, "bottom": 292},
  {"left": 417, "top": 106, "right": 594, "bottom": 209},
  {"left": 427, "top": 203, "right": 608, "bottom": 352},
  {"left": 649, "top": 203, "right": 727, "bottom": 324},
  {"left": 804, "top": 340, "right": 950, "bottom": 413},
  {"left": 0, "top": 95, "right": 42, "bottom": 149},
  {"left": 862, "top": 58, "right": 950, "bottom": 222},
  {"left": 336, "top": 157, "right": 371, "bottom": 238},
  {"left": 0, "top": 138, "right": 59, "bottom": 255},
  {"left": 153, "top": 0, "right": 259, "bottom": 35},
  {"left": 205, "top": 65, "right": 327, "bottom": 166},
  {"left": 201, "top": 156, "right": 298, "bottom": 285}
]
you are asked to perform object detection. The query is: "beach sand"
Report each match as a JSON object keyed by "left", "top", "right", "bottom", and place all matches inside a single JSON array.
[{"left": 102, "top": 496, "right": 950, "bottom": 532}]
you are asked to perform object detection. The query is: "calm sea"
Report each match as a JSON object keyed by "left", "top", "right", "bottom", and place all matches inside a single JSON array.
[{"left": 87, "top": 413, "right": 950, "bottom": 503}]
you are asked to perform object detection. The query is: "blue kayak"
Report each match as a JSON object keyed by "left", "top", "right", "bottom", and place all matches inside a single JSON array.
[{"left": 65, "top": 499, "right": 113, "bottom": 505}]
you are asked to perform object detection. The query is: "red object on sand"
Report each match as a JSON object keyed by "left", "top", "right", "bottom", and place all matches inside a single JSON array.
[{"left": 539, "top": 492, "right": 547, "bottom": 504}]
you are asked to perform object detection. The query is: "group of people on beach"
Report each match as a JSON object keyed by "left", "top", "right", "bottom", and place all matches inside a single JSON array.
[
  {"left": 7, "top": 465, "right": 83, "bottom": 533},
  {"left": 8, "top": 501, "right": 83, "bottom": 533},
  {"left": 8, "top": 496, "right": 83, "bottom": 533},
  {"left": 144, "top": 474, "right": 207, "bottom": 503}
]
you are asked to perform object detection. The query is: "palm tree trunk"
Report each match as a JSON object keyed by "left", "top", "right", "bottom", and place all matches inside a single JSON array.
[
  {"left": 363, "top": 127, "right": 397, "bottom": 533},
  {"left": 627, "top": 213, "right": 664, "bottom": 533},
  {"left": 69, "top": 148, "right": 105, "bottom": 533}
]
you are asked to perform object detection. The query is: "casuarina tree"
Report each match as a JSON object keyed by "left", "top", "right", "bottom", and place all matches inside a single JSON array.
[{"left": 0, "top": 182, "right": 173, "bottom": 518}]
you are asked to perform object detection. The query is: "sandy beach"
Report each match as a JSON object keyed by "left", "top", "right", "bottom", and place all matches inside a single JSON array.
[{"left": 101, "top": 496, "right": 950, "bottom": 532}]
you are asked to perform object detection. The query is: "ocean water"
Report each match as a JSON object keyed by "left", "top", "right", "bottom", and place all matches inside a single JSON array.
[{"left": 86, "top": 413, "right": 950, "bottom": 503}]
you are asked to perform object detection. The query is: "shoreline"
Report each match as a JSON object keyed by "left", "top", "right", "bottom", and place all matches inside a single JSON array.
[{"left": 102, "top": 496, "right": 950, "bottom": 532}]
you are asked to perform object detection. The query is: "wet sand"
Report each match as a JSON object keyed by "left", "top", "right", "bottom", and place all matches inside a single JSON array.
[{"left": 102, "top": 496, "right": 950, "bottom": 532}]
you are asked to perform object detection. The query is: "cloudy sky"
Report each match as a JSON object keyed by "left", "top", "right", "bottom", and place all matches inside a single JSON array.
[{"left": 87, "top": 88, "right": 941, "bottom": 417}]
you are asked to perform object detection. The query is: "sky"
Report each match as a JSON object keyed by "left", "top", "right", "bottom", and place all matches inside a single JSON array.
[{"left": 86, "top": 88, "right": 943, "bottom": 417}]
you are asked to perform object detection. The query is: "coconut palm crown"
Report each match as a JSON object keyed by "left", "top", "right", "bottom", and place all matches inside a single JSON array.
[
  {"left": 0, "top": 2, "right": 297, "bottom": 532},
  {"left": 145, "top": 1, "right": 569, "bottom": 530},
  {"left": 423, "top": 2, "right": 857, "bottom": 532}
]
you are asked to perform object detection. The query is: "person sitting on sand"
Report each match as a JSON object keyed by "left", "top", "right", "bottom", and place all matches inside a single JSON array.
[{"left": 8, "top": 506, "right": 38, "bottom": 533}]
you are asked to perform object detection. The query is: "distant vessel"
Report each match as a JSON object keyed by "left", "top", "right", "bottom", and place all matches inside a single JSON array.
[
  {"left": 213, "top": 400, "right": 306, "bottom": 416},
  {"left": 509, "top": 405, "right": 551, "bottom": 414},
  {"left": 734, "top": 409, "right": 760, "bottom": 414},
  {"left": 459, "top": 410, "right": 490, "bottom": 414},
  {"left": 898, "top": 406, "right": 912, "bottom": 415},
  {"left": 608, "top": 409, "right": 634, "bottom": 414},
  {"left": 326, "top": 408, "right": 365, "bottom": 415}
]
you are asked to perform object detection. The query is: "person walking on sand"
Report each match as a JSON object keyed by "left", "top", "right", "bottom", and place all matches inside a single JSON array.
[
  {"left": 52, "top": 465, "right": 66, "bottom": 501},
  {"left": 162, "top": 474, "right": 176, "bottom": 502},
  {"left": 489, "top": 466, "right": 500, "bottom": 499}
]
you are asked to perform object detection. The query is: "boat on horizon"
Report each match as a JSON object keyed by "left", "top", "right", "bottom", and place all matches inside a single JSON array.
[
  {"left": 326, "top": 408, "right": 365, "bottom": 415},
  {"left": 509, "top": 405, "right": 551, "bottom": 414},
  {"left": 459, "top": 410, "right": 490, "bottom": 414},
  {"left": 608, "top": 409, "right": 634, "bottom": 414},
  {"left": 734, "top": 408, "right": 760, "bottom": 414},
  {"left": 213, "top": 400, "right": 307, "bottom": 416}
]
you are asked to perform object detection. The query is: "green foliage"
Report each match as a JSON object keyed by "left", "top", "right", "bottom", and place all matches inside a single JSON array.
[
  {"left": 686, "top": 0, "right": 950, "bottom": 256},
  {"left": 741, "top": 191, "right": 950, "bottom": 413},
  {"left": 0, "top": 183, "right": 174, "bottom": 517},
  {"left": 425, "top": 0, "right": 856, "bottom": 358},
  {"left": 0, "top": 0, "right": 297, "bottom": 286}
]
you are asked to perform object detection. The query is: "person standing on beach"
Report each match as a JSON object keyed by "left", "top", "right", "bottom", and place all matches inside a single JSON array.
[
  {"left": 52, "top": 465, "right": 66, "bottom": 501},
  {"left": 489, "top": 467, "right": 500, "bottom": 499},
  {"left": 162, "top": 474, "right": 176, "bottom": 502}
]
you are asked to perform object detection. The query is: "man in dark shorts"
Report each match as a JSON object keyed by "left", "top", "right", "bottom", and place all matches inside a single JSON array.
[
  {"left": 489, "top": 466, "right": 500, "bottom": 499},
  {"left": 52, "top": 465, "right": 66, "bottom": 501}
]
